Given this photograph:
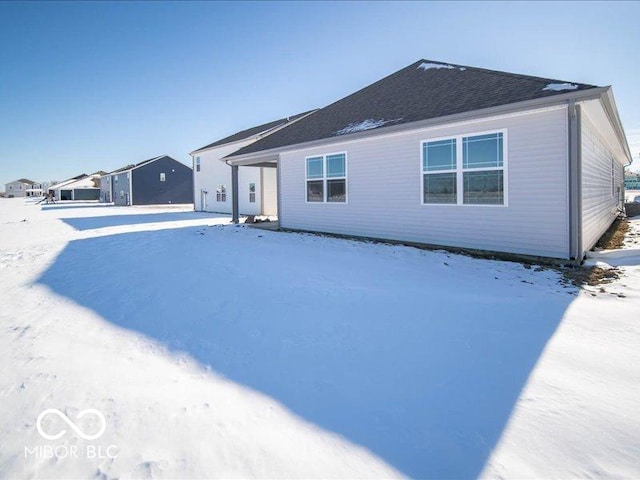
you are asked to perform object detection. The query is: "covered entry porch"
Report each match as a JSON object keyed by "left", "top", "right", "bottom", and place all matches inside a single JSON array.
[{"left": 227, "top": 155, "right": 279, "bottom": 224}]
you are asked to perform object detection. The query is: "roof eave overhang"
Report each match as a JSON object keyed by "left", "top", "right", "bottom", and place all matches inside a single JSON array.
[
  {"left": 107, "top": 155, "right": 167, "bottom": 175},
  {"left": 130, "top": 155, "right": 166, "bottom": 173},
  {"left": 189, "top": 136, "right": 258, "bottom": 156},
  {"left": 225, "top": 87, "right": 609, "bottom": 165},
  {"left": 598, "top": 87, "right": 633, "bottom": 164},
  {"left": 191, "top": 110, "right": 319, "bottom": 156},
  {"left": 226, "top": 153, "right": 280, "bottom": 166}
]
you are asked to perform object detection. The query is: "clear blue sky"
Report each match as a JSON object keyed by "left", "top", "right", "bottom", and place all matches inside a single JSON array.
[{"left": 1, "top": 0, "right": 639, "bottom": 186}]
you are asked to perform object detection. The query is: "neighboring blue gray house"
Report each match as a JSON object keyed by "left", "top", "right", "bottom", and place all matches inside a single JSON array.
[{"left": 102, "top": 155, "right": 193, "bottom": 206}]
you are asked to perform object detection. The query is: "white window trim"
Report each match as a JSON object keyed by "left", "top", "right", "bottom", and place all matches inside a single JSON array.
[
  {"left": 304, "top": 151, "right": 348, "bottom": 204},
  {"left": 420, "top": 128, "right": 508, "bottom": 207},
  {"left": 216, "top": 184, "right": 227, "bottom": 202}
]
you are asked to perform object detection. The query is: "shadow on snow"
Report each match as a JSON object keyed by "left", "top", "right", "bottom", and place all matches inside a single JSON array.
[
  {"left": 60, "top": 211, "right": 227, "bottom": 231},
  {"left": 40, "top": 203, "right": 109, "bottom": 211},
  {"left": 35, "top": 225, "right": 574, "bottom": 478}
]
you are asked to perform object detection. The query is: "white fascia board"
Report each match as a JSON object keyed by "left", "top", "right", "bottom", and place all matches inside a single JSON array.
[
  {"left": 108, "top": 156, "right": 164, "bottom": 176},
  {"left": 127, "top": 155, "right": 190, "bottom": 172},
  {"left": 129, "top": 155, "right": 165, "bottom": 173}
]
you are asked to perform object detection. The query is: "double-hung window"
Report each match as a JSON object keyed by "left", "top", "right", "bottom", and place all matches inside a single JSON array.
[
  {"left": 462, "top": 133, "right": 504, "bottom": 204},
  {"left": 196, "top": 156, "right": 201, "bottom": 172},
  {"left": 423, "top": 139, "right": 457, "bottom": 204},
  {"left": 422, "top": 131, "right": 506, "bottom": 205},
  {"left": 249, "top": 183, "right": 256, "bottom": 203},
  {"left": 216, "top": 184, "right": 227, "bottom": 202},
  {"left": 306, "top": 153, "right": 347, "bottom": 203}
]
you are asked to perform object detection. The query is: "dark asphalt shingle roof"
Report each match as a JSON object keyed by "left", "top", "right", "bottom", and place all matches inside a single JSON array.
[
  {"left": 13, "top": 178, "right": 37, "bottom": 185},
  {"left": 110, "top": 155, "right": 167, "bottom": 174},
  {"left": 228, "top": 59, "right": 599, "bottom": 158},
  {"left": 191, "top": 110, "right": 317, "bottom": 154}
]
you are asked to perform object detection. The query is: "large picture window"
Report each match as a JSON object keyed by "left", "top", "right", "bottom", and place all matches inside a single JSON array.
[
  {"left": 422, "top": 131, "right": 506, "bottom": 206},
  {"left": 306, "top": 153, "right": 347, "bottom": 203}
]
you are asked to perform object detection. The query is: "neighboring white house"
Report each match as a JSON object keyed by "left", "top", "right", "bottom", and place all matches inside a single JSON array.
[
  {"left": 223, "top": 59, "right": 632, "bottom": 262},
  {"left": 5, "top": 179, "right": 41, "bottom": 197},
  {"left": 48, "top": 172, "right": 103, "bottom": 201},
  {"left": 190, "top": 111, "right": 316, "bottom": 215}
]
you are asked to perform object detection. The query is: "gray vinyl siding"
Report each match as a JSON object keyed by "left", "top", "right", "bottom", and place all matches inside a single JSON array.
[
  {"left": 112, "top": 172, "right": 131, "bottom": 206},
  {"left": 279, "top": 107, "right": 570, "bottom": 259},
  {"left": 581, "top": 114, "right": 623, "bottom": 251},
  {"left": 99, "top": 177, "right": 112, "bottom": 202},
  {"left": 130, "top": 157, "right": 193, "bottom": 205}
]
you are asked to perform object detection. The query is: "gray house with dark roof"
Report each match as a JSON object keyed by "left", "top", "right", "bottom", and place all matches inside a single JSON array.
[
  {"left": 101, "top": 155, "right": 193, "bottom": 206},
  {"left": 223, "top": 59, "right": 632, "bottom": 261},
  {"left": 189, "top": 111, "right": 316, "bottom": 215}
]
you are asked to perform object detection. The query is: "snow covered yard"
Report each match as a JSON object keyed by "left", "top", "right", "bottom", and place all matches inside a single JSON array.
[
  {"left": 625, "top": 188, "right": 640, "bottom": 203},
  {"left": 0, "top": 198, "right": 639, "bottom": 479}
]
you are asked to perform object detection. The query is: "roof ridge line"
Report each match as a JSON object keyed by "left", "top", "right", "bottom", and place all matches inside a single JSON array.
[{"left": 418, "top": 58, "right": 596, "bottom": 87}]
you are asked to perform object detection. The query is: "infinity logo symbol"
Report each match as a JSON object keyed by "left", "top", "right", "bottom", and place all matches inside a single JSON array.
[{"left": 36, "top": 409, "right": 106, "bottom": 440}]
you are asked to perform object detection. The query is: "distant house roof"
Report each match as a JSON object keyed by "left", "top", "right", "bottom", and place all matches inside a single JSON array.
[
  {"left": 48, "top": 174, "right": 89, "bottom": 190},
  {"left": 226, "top": 59, "right": 599, "bottom": 159},
  {"left": 191, "top": 110, "right": 317, "bottom": 154},
  {"left": 109, "top": 155, "right": 165, "bottom": 174},
  {"left": 60, "top": 175, "right": 101, "bottom": 190},
  {"left": 9, "top": 178, "right": 38, "bottom": 185},
  {"left": 108, "top": 155, "right": 187, "bottom": 175}
]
